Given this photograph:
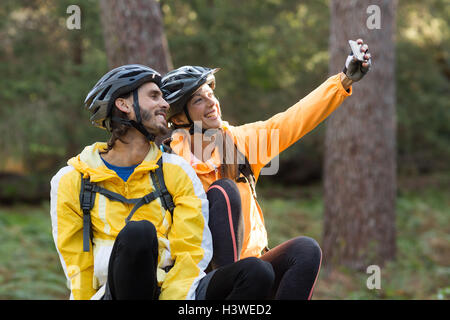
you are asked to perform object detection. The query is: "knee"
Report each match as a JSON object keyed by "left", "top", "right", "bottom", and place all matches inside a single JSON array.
[
  {"left": 291, "top": 236, "right": 322, "bottom": 265},
  {"left": 117, "top": 220, "right": 158, "bottom": 253},
  {"left": 207, "top": 179, "right": 242, "bottom": 216},
  {"left": 121, "top": 220, "right": 157, "bottom": 241},
  {"left": 209, "top": 178, "right": 239, "bottom": 191},
  {"left": 240, "top": 257, "right": 275, "bottom": 287},
  {"left": 297, "top": 237, "right": 322, "bottom": 255},
  {"left": 207, "top": 179, "right": 241, "bottom": 202}
]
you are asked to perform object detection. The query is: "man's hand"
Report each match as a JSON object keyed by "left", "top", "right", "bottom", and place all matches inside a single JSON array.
[{"left": 342, "top": 38, "right": 372, "bottom": 85}]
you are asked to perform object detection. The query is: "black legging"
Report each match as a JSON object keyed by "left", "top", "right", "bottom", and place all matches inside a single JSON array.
[
  {"left": 260, "top": 236, "right": 322, "bottom": 300},
  {"left": 202, "top": 257, "right": 274, "bottom": 300},
  {"left": 207, "top": 178, "right": 322, "bottom": 300},
  {"left": 105, "top": 220, "right": 159, "bottom": 300},
  {"left": 103, "top": 220, "right": 274, "bottom": 300},
  {"left": 207, "top": 178, "right": 244, "bottom": 269}
]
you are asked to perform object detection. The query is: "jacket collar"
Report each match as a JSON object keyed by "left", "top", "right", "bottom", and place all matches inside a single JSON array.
[{"left": 68, "top": 142, "right": 161, "bottom": 182}]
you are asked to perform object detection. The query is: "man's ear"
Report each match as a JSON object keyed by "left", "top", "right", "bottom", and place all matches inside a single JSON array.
[{"left": 114, "top": 97, "right": 132, "bottom": 114}]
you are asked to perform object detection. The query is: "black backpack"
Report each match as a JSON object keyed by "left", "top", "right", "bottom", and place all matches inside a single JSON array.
[{"left": 79, "top": 156, "right": 174, "bottom": 252}]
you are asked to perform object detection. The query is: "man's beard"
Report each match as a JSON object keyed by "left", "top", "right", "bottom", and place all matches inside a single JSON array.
[{"left": 141, "top": 108, "right": 169, "bottom": 136}]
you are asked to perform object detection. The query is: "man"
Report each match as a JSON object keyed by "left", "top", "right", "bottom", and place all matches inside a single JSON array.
[{"left": 50, "top": 64, "right": 273, "bottom": 300}]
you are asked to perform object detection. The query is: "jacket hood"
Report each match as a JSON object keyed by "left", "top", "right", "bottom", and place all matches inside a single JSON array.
[{"left": 67, "top": 142, "right": 161, "bottom": 182}]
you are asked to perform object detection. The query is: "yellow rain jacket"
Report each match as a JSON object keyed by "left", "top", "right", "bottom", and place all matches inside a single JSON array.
[
  {"left": 50, "top": 142, "right": 212, "bottom": 300},
  {"left": 170, "top": 74, "right": 352, "bottom": 258}
]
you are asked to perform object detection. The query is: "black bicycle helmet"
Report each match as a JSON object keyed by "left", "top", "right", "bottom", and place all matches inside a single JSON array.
[
  {"left": 84, "top": 64, "right": 161, "bottom": 140},
  {"left": 161, "top": 66, "right": 219, "bottom": 123}
]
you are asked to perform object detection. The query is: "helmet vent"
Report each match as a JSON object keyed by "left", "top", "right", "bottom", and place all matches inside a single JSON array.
[
  {"left": 103, "top": 71, "right": 119, "bottom": 83},
  {"left": 119, "top": 70, "right": 144, "bottom": 78},
  {"left": 98, "top": 85, "right": 112, "bottom": 100}
]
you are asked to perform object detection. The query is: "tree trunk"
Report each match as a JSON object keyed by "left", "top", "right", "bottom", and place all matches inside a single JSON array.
[
  {"left": 99, "top": 0, "right": 173, "bottom": 74},
  {"left": 323, "top": 0, "right": 397, "bottom": 271}
]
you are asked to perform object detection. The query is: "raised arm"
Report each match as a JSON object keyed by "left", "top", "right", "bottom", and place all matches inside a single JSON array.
[
  {"left": 229, "top": 73, "right": 351, "bottom": 180},
  {"left": 229, "top": 39, "right": 372, "bottom": 180}
]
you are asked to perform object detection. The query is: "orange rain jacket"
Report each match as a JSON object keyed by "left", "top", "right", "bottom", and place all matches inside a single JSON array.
[{"left": 170, "top": 74, "right": 352, "bottom": 258}]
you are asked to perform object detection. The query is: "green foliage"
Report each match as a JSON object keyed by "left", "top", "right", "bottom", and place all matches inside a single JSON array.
[
  {"left": 0, "top": 173, "right": 50, "bottom": 204},
  {"left": 396, "top": 0, "right": 450, "bottom": 175},
  {"left": 0, "top": 203, "right": 68, "bottom": 299},
  {"left": 0, "top": 0, "right": 108, "bottom": 171},
  {"left": 0, "top": 0, "right": 448, "bottom": 301},
  {"left": 0, "top": 0, "right": 448, "bottom": 188},
  {"left": 258, "top": 184, "right": 324, "bottom": 247},
  {"left": 163, "top": 0, "right": 329, "bottom": 125}
]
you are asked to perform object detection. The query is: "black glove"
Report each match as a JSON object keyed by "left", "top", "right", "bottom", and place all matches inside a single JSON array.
[{"left": 343, "top": 40, "right": 372, "bottom": 82}]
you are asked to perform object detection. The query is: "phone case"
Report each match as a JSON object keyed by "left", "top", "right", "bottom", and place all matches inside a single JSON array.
[{"left": 348, "top": 40, "right": 365, "bottom": 61}]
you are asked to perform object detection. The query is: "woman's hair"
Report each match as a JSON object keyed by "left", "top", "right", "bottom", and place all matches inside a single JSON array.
[
  {"left": 99, "top": 92, "right": 132, "bottom": 155},
  {"left": 217, "top": 128, "right": 246, "bottom": 181},
  {"left": 165, "top": 126, "right": 244, "bottom": 181}
]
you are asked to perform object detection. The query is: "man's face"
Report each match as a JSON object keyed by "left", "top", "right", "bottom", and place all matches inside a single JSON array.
[
  {"left": 186, "top": 83, "right": 222, "bottom": 129},
  {"left": 129, "top": 82, "right": 170, "bottom": 135}
]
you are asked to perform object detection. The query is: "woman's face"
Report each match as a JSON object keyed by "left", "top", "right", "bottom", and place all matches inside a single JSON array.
[{"left": 186, "top": 83, "right": 222, "bottom": 129}]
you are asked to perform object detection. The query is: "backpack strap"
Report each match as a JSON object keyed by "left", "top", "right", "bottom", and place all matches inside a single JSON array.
[
  {"left": 80, "top": 174, "right": 96, "bottom": 252},
  {"left": 78, "top": 155, "right": 175, "bottom": 252},
  {"left": 236, "top": 154, "right": 257, "bottom": 199},
  {"left": 150, "top": 156, "right": 175, "bottom": 215},
  {"left": 88, "top": 184, "right": 160, "bottom": 224}
]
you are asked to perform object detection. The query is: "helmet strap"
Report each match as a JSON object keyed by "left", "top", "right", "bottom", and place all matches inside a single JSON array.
[
  {"left": 132, "top": 90, "right": 142, "bottom": 123},
  {"left": 129, "top": 119, "right": 156, "bottom": 141},
  {"left": 131, "top": 89, "right": 156, "bottom": 141},
  {"left": 110, "top": 89, "right": 155, "bottom": 141},
  {"left": 182, "top": 105, "right": 209, "bottom": 135},
  {"left": 110, "top": 117, "right": 156, "bottom": 141}
]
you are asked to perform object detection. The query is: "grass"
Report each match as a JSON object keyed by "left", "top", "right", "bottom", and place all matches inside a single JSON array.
[
  {"left": 0, "top": 173, "right": 448, "bottom": 299},
  {"left": 258, "top": 173, "right": 450, "bottom": 300},
  {"left": 0, "top": 203, "right": 68, "bottom": 299}
]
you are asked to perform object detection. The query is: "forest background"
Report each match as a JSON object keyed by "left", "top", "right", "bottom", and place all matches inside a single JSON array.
[{"left": 0, "top": 0, "right": 448, "bottom": 300}]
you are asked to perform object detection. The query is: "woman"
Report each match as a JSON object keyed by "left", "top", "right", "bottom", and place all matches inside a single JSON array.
[{"left": 160, "top": 39, "right": 372, "bottom": 299}]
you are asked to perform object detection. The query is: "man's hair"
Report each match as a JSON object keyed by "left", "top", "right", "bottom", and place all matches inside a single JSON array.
[{"left": 99, "top": 92, "right": 132, "bottom": 155}]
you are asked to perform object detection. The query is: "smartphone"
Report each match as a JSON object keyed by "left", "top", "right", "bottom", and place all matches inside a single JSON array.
[{"left": 348, "top": 40, "right": 365, "bottom": 61}]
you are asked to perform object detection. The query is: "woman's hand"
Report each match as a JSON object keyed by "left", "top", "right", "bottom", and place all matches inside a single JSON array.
[{"left": 341, "top": 38, "right": 372, "bottom": 89}]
